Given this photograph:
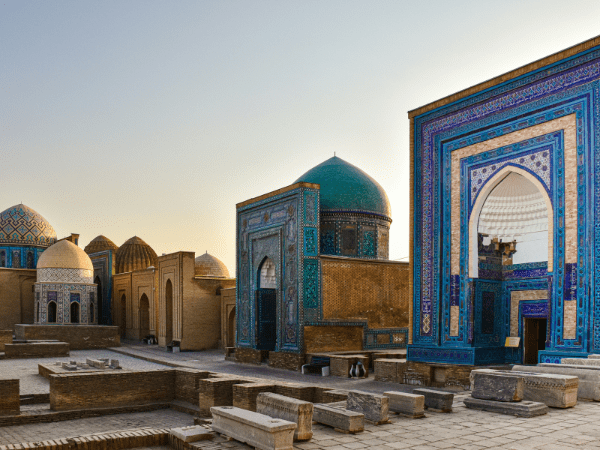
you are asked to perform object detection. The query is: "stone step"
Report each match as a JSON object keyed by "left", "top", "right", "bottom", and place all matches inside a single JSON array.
[
  {"left": 412, "top": 388, "right": 453, "bottom": 412},
  {"left": 313, "top": 403, "right": 364, "bottom": 434},
  {"left": 384, "top": 391, "right": 424, "bottom": 418},
  {"left": 471, "top": 372, "right": 524, "bottom": 402},
  {"left": 211, "top": 406, "right": 296, "bottom": 450},
  {"left": 256, "top": 392, "right": 313, "bottom": 441},
  {"left": 347, "top": 390, "right": 389, "bottom": 425},
  {"left": 518, "top": 364, "right": 600, "bottom": 401},
  {"left": 464, "top": 397, "right": 548, "bottom": 417}
]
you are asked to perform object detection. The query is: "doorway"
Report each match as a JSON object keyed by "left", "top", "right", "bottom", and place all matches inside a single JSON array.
[
  {"left": 256, "top": 257, "right": 277, "bottom": 351},
  {"left": 523, "top": 318, "right": 547, "bottom": 364},
  {"left": 165, "top": 279, "right": 173, "bottom": 344},
  {"left": 139, "top": 294, "right": 150, "bottom": 339}
]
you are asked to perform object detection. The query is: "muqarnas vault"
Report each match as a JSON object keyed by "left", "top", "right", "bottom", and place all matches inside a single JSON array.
[
  {"left": 409, "top": 36, "right": 600, "bottom": 365},
  {"left": 235, "top": 156, "right": 410, "bottom": 367}
]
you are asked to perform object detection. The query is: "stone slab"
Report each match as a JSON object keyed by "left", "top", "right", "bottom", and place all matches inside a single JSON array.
[
  {"left": 562, "top": 358, "right": 600, "bottom": 366},
  {"left": 256, "top": 392, "right": 313, "bottom": 441},
  {"left": 412, "top": 388, "right": 453, "bottom": 412},
  {"left": 169, "top": 426, "right": 214, "bottom": 443},
  {"left": 464, "top": 397, "right": 548, "bottom": 417},
  {"left": 211, "top": 406, "right": 296, "bottom": 450},
  {"left": 471, "top": 372, "right": 524, "bottom": 402},
  {"left": 587, "top": 354, "right": 600, "bottom": 359},
  {"left": 476, "top": 369, "right": 578, "bottom": 408},
  {"left": 518, "top": 364, "right": 600, "bottom": 401},
  {"left": 313, "top": 403, "right": 364, "bottom": 434},
  {"left": 383, "top": 391, "right": 424, "bottom": 418},
  {"left": 347, "top": 390, "right": 389, "bottom": 424}
]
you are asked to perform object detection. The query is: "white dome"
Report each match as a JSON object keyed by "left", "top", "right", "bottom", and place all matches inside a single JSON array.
[
  {"left": 36, "top": 240, "right": 94, "bottom": 283},
  {"left": 478, "top": 173, "right": 548, "bottom": 241}
]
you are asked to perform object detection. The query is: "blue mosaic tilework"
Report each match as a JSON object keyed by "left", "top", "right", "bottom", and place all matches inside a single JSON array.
[
  {"left": 413, "top": 50, "right": 599, "bottom": 347},
  {"left": 412, "top": 43, "right": 600, "bottom": 363}
]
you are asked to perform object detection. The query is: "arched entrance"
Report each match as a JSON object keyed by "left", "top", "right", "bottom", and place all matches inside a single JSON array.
[
  {"left": 120, "top": 294, "right": 127, "bottom": 338},
  {"left": 95, "top": 276, "right": 103, "bottom": 325},
  {"left": 165, "top": 279, "right": 173, "bottom": 344},
  {"left": 472, "top": 170, "right": 552, "bottom": 364},
  {"left": 227, "top": 307, "right": 236, "bottom": 348},
  {"left": 48, "top": 302, "right": 57, "bottom": 323},
  {"left": 70, "top": 302, "right": 80, "bottom": 324},
  {"left": 256, "top": 257, "right": 277, "bottom": 351},
  {"left": 139, "top": 294, "right": 150, "bottom": 339}
]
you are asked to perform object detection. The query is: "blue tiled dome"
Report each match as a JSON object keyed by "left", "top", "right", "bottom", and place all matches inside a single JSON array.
[
  {"left": 294, "top": 156, "right": 391, "bottom": 220},
  {"left": 0, "top": 204, "right": 57, "bottom": 248}
]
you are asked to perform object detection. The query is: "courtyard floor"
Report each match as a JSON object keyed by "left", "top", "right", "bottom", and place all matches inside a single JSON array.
[{"left": 2, "top": 343, "right": 600, "bottom": 449}]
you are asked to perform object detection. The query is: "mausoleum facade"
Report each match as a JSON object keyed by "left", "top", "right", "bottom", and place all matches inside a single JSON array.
[{"left": 408, "top": 36, "right": 600, "bottom": 365}]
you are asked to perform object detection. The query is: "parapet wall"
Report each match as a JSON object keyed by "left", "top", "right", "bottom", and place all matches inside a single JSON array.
[
  {"left": 50, "top": 370, "right": 176, "bottom": 411},
  {"left": 15, "top": 324, "right": 120, "bottom": 350}
]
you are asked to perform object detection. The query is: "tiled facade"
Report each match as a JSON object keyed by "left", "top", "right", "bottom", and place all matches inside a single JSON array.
[
  {"left": 409, "top": 37, "right": 600, "bottom": 364},
  {"left": 236, "top": 180, "right": 408, "bottom": 356}
]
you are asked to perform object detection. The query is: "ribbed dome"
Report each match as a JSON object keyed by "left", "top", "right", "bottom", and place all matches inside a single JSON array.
[
  {"left": 37, "top": 240, "right": 93, "bottom": 271},
  {"left": 294, "top": 156, "right": 391, "bottom": 220},
  {"left": 115, "top": 236, "right": 158, "bottom": 274},
  {"left": 0, "top": 204, "right": 57, "bottom": 247},
  {"left": 84, "top": 235, "right": 119, "bottom": 254},
  {"left": 479, "top": 173, "right": 548, "bottom": 240},
  {"left": 195, "top": 252, "right": 230, "bottom": 277}
]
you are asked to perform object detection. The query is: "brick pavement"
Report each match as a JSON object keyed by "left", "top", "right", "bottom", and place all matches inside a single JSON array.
[
  {"left": 0, "top": 409, "right": 193, "bottom": 445},
  {"left": 4, "top": 344, "right": 600, "bottom": 448}
]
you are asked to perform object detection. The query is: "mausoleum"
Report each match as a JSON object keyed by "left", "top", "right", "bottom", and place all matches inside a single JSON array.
[
  {"left": 408, "top": 36, "right": 600, "bottom": 365},
  {"left": 34, "top": 240, "right": 98, "bottom": 324},
  {"left": 235, "top": 156, "right": 409, "bottom": 368}
]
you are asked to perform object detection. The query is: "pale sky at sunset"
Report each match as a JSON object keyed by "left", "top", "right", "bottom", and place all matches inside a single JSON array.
[{"left": 2, "top": 1, "right": 600, "bottom": 274}]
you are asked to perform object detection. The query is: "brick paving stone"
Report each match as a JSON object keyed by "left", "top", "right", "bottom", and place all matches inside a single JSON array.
[
  {"left": 0, "top": 409, "right": 193, "bottom": 445},
  {"left": 6, "top": 344, "right": 600, "bottom": 449}
]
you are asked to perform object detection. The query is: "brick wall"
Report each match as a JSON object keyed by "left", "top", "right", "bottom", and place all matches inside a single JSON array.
[
  {"left": 321, "top": 257, "right": 409, "bottom": 328},
  {"left": 174, "top": 368, "right": 211, "bottom": 405},
  {"left": 0, "top": 268, "right": 36, "bottom": 331},
  {"left": 303, "top": 326, "right": 363, "bottom": 353},
  {"left": 15, "top": 324, "right": 120, "bottom": 350},
  {"left": 0, "top": 428, "right": 169, "bottom": 450},
  {"left": 233, "top": 383, "right": 276, "bottom": 411},
  {"left": 4, "top": 342, "right": 69, "bottom": 359},
  {"left": 49, "top": 370, "right": 175, "bottom": 411},
  {"left": 0, "top": 330, "right": 12, "bottom": 351},
  {"left": 374, "top": 359, "right": 407, "bottom": 383},
  {"left": 198, "top": 377, "right": 250, "bottom": 416},
  {"left": 268, "top": 351, "right": 305, "bottom": 371},
  {"left": 0, "top": 379, "right": 19, "bottom": 416},
  {"left": 234, "top": 347, "right": 263, "bottom": 364}
]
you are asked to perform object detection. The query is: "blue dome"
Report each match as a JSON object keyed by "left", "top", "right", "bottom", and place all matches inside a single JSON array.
[
  {"left": 0, "top": 204, "right": 57, "bottom": 248},
  {"left": 294, "top": 156, "right": 391, "bottom": 220}
]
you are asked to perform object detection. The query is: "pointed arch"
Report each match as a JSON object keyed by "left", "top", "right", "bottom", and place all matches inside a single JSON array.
[{"left": 469, "top": 165, "right": 553, "bottom": 278}]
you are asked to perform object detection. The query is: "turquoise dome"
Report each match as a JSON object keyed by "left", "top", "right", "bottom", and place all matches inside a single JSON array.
[{"left": 294, "top": 156, "right": 391, "bottom": 220}]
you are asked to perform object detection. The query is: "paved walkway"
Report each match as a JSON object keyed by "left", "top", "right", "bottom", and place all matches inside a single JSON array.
[
  {"left": 3, "top": 344, "right": 600, "bottom": 448},
  {"left": 110, "top": 343, "right": 434, "bottom": 395}
]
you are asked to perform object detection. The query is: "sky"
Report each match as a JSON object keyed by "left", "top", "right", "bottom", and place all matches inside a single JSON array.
[{"left": 2, "top": 1, "right": 600, "bottom": 275}]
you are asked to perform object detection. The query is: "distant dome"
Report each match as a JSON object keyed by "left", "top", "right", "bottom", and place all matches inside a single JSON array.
[
  {"left": 37, "top": 240, "right": 93, "bottom": 271},
  {"left": 294, "top": 156, "right": 391, "bottom": 220},
  {"left": 115, "top": 236, "right": 158, "bottom": 274},
  {"left": 195, "top": 252, "right": 230, "bottom": 278},
  {"left": 84, "top": 235, "right": 119, "bottom": 254},
  {"left": 0, "top": 204, "right": 57, "bottom": 248}
]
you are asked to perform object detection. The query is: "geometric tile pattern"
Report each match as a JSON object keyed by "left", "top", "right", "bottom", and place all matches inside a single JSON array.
[
  {"left": 0, "top": 204, "right": 56, "bottom": 247},
  {"left": 37, "top": 268, "right": 93, "bottom": 283}
]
